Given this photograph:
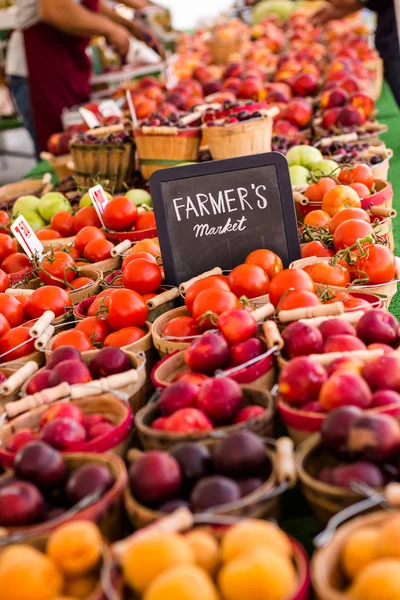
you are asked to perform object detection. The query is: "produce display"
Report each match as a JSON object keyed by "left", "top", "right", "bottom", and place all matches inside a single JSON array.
[{"left": 0, "top": 3, "right": 399, "bottom": 600}]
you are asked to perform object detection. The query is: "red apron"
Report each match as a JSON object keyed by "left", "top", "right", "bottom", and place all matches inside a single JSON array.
[{"left": 23, "top": 0, "right": 99, "bottom": 152}]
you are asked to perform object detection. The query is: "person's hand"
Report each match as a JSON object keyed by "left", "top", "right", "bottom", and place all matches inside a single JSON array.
[
  {"left": 129, "top": 19, "right": 165, "bottom": 58},
  {"left": 311, "top": 0, "right": 362, "bottom": 26},
  {"left": 107, "top": 24, "right": 131, "bottom": 56}
]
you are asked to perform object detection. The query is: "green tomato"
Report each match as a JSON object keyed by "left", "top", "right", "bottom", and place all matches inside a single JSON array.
[
  {"left": 16, "top": 210, "right": 46, "bottom": 231},
  {"left": 253, "top": 0, "right": 295, "bottom": 23},
  {"left": 12, "top": 195, "right": 41, "bottom": 217},
  {"left": 38, "top": 192, "right": 72, "bottom": 223},
  {"left": 289, "top": 165, "right": 310, "bottom": 187},
  {"left": 311, "top": 159, "right": 339, "bottom": 177},
  {"left": 125, "top": 189, "right": 152, "bottom": 208},
  {"left": 286, "top": 145, "right": 323, "bottom": 169},
  {"left": 79, "top": 191, "right": 112, "bottom": 208}
]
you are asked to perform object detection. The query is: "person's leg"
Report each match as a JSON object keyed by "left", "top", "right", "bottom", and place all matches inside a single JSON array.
[
  {"left": 7, "top": 75, "right": 41, "bottom": 161},
  {"left": 383, "top": 58, "right": 400, "bottom": 108}
]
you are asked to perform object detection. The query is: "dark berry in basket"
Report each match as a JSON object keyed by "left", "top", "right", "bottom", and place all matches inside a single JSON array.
[
  {"left": 370, "top": 154, "right": 383, "bottom": 164},
  {"left": 237, "top": 110, "right": 250, "bottom": 121},
  {"left": 252, "top": 111, "right": 262, "bottom": 119},
  {"left": 190, "top": 475, "right": 240, "bottom": 511},
  {"left": 66, "top": 463, "right": 114, "bottom": 506},
  {"left": 149, "top": 118, "right": 161, "bottom": 126}
]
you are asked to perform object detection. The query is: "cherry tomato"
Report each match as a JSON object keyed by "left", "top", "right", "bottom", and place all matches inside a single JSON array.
[
  {"left": 338, "top": 164, "right": 374, "bottom": 189},
  {"left": 0, "top": 326, "right": 35, "bottom": 362},
  {"left": 303, "top": 210, "right": 331, "bottom": 228},
  {"left": 245, "top": 249, "right": 283, "bottom": 279},
  {"left": 301, "top": 241, "right": 335, "bottom": 258},
  {"left": 228, "top": 264, "right": 270, "bottom": 299},
  {"left": 0, "top": 211, "right": 10, "bottom": 227},
  {"left": 52, "top": 329, "right": 93, "bottom": 352},
  {"left": 328, "top": 208, "right": 370, "bottom": 234},
  {"left": 185, "top": 275, "right": 231, "bottom": 314},
  {"left": 50, "top": 212, "right": 76, "bottom": 237},
  {"left": 0, "top": 233, "right": 17, "bottom": 264},
  {"left": 70, "top": 277, "right": 93, "bottom": 289},
  {"left": 87, "top": 290, "right": 114, "bottom": 317},
  {"left": 268, "top": 269, "right": 315, "bottom": 307},
  {"left": 1, "top": 253, "right": 32, "bottom": 276},
  {"left": 83, "top": 239, "right": 115, "bottom": 263},
  {"left": 355, "top": 244, "right": 396, "bottom": 284},
  {"left": 104, "top": 326, "right": 145, "bottom": 348},
  {"left": 104, "top": 289, "right": 148, "bottom": 329},
  {"left": 278, "top": 290, "right": 321, "bottom": 311},
  {"left": 321, "top": 185, "right": 361, "bottom": 217},
  {"left": 0, "top": 293, "right": 25, "bottom": 327},
  {"left": 134, "top": 212, "right": 156, "bottom": 231},
  {"left": 74, "top": 227, "right": 105, "bottom": 253},
  {"left": 130, "top": 238, "right": 160, "bottom": 257},
  {"left": 74, "top": 206, "right": 101, "bottom": 233},
  {"left": 217, "top": 309, "right": 257, "bottom": 346},
  {"left": 162, "top": 316, "right": 202, "bottom": 340},
  {"left": 333, "top": 219, "right": 374, "bottom": 251},
  {"left": 191, "top": 289, "right": 240, "bottom": 330},
  {"left": 122, "top": 252, "right": 158, "bottom": 271},
  {"left": 75, "top": 316, "right": 111, "bottom": 344},
  {"left": 0, "top": 269, "right": 10, "bottom": 292},
  {"left": 304, "top": 178, "right": 336, "bottom": 203},
  {"left": 36, "top": 229, "right": 62, "bottom": 241},
  {"left": 26, "top": 286, "right": 72, "bottom": 319},
  {"left": 39, "top": 251, "right": 76, "bottom": 288},
  {"left": 103, "top": 197, "right": 138, "bottom": 232},
  {"left": 349, "top": 183, "right": 370, "bottom": 198},
  {"left": 122, "top": 259, "right": 162, "bottom": 295},
  {"left": 307, "top": 262, "right": 351, "bottom": 287}
]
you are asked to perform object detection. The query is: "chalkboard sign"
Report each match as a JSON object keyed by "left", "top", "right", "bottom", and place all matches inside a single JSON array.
[{"left": 150, "top": 152, "right": 301, "bottom": 286}]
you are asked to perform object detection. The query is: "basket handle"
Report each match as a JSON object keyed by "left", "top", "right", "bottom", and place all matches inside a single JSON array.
[
  {"left": 30, "top": 311, "right": 55, "bottom": 339},
  {"left": 308, "top": 348, "right": 384, "bottom": 366},
  {"left": 385, "top": 483, "right": 400, "bottom": 506},
  {"left": 179, "top": 267, "right": 223, "bottom": 293},
  {"left": 147, "top": 288, "right": 180, "bottom": 310},
  {"left": 5, "top": 383, "right": 70, "bottom": 418},
  {"left": 126, "top": 448, "right": 144, "bottom": 463},
  {"left": 69, "top": 369, "right": 139, "bottom": 399},
  {"left": 319, "top": 132, "right": 358, "bottom": 146},
  {"left": 111, "top": 240, "right": 132, "bottom": 257},
  {"left": 251, "top": 303, "right": 275, "bottom": 322},
  {"left": 299, "top": 309, "right": 365, "bottom": 327},
  {"left": 293, "top": 192, "right": 309, "bottom": 206},
  {"left": 278, "top": 302, "right": 344, "bottom": 323},
  {"left": 369, "top": 206, "right": 397, "bottom": 218},
  {"left": 262, "top": 320, "right": 284, "bottom": 351},
  {"left": 6, "top": 288, "right": 34, "bottom": 297},
  {"left": 275, "top": 437, "right": 296, "bottom": 487},
  {"left": 0, "top": 361, "right": 39, "bottom": 396}
]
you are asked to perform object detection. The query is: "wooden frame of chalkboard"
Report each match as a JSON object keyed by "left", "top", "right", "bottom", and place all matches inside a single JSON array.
[{"left": 150, "top": 152, "right": 301, "bottom": 286}]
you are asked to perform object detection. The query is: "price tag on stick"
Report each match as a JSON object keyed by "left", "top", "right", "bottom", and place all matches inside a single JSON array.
[
  {"left": 79, "top": 107, "right": 101, "bottom": 129},
  {"left": 126, "top": 91, "right": 138, "bottom": 129},
  {"left": 99, "top": 100, "right": 123, "bottom": 118},
  {"left": 11, "top": 215, "right": 44, "bottom": 261},
  {"left": 89, "top": 184, "right": 109, "bottom": 227}
]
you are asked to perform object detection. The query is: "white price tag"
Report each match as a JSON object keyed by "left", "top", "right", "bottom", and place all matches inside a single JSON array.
[
  {"left": 126, "top": 91, "right": 138, "bottom": 128},
  {"left": 89, "top": 184, "right": 109, "bottom": 226},
  {"left": 11, "top": 215, "right": 44, "bottom": 261},
  {"left": 99, "top": 100, "right": 123, "bottom": 118},
  {"left": 79, "top": 107, "right": 101, "bottom": 129}
]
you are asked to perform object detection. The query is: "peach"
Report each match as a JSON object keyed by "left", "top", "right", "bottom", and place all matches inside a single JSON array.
[
  {"left": 319, "top": 372, "right": 372, "bottom": 411},
  {"left": 350, "top": 92, "right": 374, "bottom": 117},
  {"left": 221, "top": 520, "right": 292, "bottom": 562},
  {"left": 337, "top": 105, "right": 366, "bottom": 127},
  {"left": 323, "top": 334, "right": 366, "bottom": 354},
  {"left": 377, "top": 514, "right": 400, "bottom": 559},
  {"left": 144, "top": 565, "right": 219, "bottom": 600},
  {"left": 285, "top": 98, "right": 313, "bottom": 128},
  {"left": 363, "top": 355, "right": 400, "bottom": 391},
  {"left": 292, "top": 72, "right": 318, "bottom": 96},
  {"left": 342, "top": 527, "right": 379, "bottom": 579},
  {"left": 348, "top": 559, "right": 400, "bottom": 600},
  {"left": 320, "top": 87, "right": 348, "bottom": 109},
  {"left": 322, "top": 107, "right": 341, "bottom": 129},
  {"left": 185, "top": 530, "right": 220, "bottom": 575},
  {"left": 47, "top": 521, "right": 102, "bottom": 577},
  {"left": 279, "top": 357, "right": 327, "bottom": 405},
  {"left": 347, "top": 413, "right": 400, "bottom": 461},
  {"left": 64, "top": 575, "right": 97, "bottom": 598}
]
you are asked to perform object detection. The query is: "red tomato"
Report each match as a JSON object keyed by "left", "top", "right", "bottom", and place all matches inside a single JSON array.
[
  {"left": 70, "top": 277, "right": 93, "bottom": 289},
  {"left": 245, "top": 249, "right": 283, "bottom": 279},
  {"left": 0, "top": 211, "right": 10, "bottom": 227},
  {"left": 134, "top": 212, "right": 156, "bottom": 231},
  {"left": 333, "top": 219, "right": 374, "bottom": 251},
  {"left": 104, "top": 326, "right": 145, "bottom": 348},
  {"left": 355, "top": 244, "right": 396, "bottom": 284},
  {"left": 74, "top": 206, "right": 101, "bottom": 232},
  {"left": 26, "top": 286, "right": 72, "bottom": 319},
  {"left": 50, "top": 212, "right": 76, "bottom": 237},
  {"left": 304, "top": 178, "right": 336, "bottom": 203},
  {"left": 0, "top": 234, "right": 17, "bottom": 263},
  {"left": 36, "top": 229, "right": 62, "bottom": 241},
  {"left": 52, "top": 329, "right": 93, "bottom": 352},
  {"left": 185, "top": 275, "right": 231, "bottom": 314},
  {"left": 268, "top": 269, "right": 315, "bottom": 307},
  {"left": 60, "top": 245, "right": 81, "bottom": 260},
  {"left": 130, "top": 238, "right": 160, "bottom": 258},
  {"left": 0, "top": 313, "right": 10, "bottom": 337},
  {"left": 162, "top": 316, "right": 202, "bottom": 340},
  {"left": 39, "top": 251, "right": 76, "bottom": 288},
  {"left": 349, "top": 183, "right": 370, "bottom": 198},
  {"left": 343, "top": 297, "right": 372, "bottom": 311},
  {"left": 142, "top": 293, "right": 157, "bottom": 301},
  {"left": 83, "top": 239, "right": 114, "bottom": 263},
  {"left": 122, "top": 259, "right": 162, "bottom": 295},
  {"left": 0, "top": 269, "right": 10, "bottom": 292},
  {"left": 228, "top": 264, "right": 270, "bottom": 299},
  {"left": 328, "top": 208, "right": 370, "bottom": 234},
  {"left": 87, "top": 290, "right": 114, "bottom": 317},
  {"left": 301, "top": 241, "right": 335, "bottom": 259},
  {"left": 103, "top": 197, "right": 138, "bottom": 232},
  {"left": 75, "top": 316, "right": 111, "bottom": 344},
  {"left": 0, "top": 326, "right": 35, "bottom": 362},
  {"left": 74, "top": 226, "right": 105, "bottom": 253},
  {"left": 278, "top": 290, "right": 321, "bottom": 311},
  {"left": 338, "top": 164, "right": 374, "bottom": 189},
  {"left": 217, "top": 309, "right": 257, "bottom": 346},
  {"left": 122, "top": 252, "right": 158, "bottom": 271},
  {"left": 1, "top": 252, "right": 32, "bottom": 275},
  {"left": 307, "top": 262, "right": 351, "bottom": 287},
  {"left": 192, "top": 289, "right": 240, "bottom": 329},
  {"left": 104, "top": 289, "right": 148, "bottom": 329},
  {"left": 13, "top": 295, "right": 30, "bottom": 309},
  {"left": 0, "top": 293, "right": 25, "bottom": 327}
]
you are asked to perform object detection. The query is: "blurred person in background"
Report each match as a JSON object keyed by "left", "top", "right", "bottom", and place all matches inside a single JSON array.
[
  {"left": 312, "top": 0, "right": 400, "bottom": 106},
  {"left": 6, "top": 0, "right": 163, "bottom": 156}
]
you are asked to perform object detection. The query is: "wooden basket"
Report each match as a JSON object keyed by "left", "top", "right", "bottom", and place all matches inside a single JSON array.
[
  {"left": 124, "top": 440, "right": 280, "bottom": 529},
  {"left": 134, "top": 127, "right": 201, "bottom": 180},
  {"left": 366, "top": 57, "right": 384, "bottom": 101},
  {"left": 0, "top": 177, "right": 52, "bottom": 210},
  {"left": 203, "top": 116, "right": 273, "bottom": 160},
  {"left": 151, "top": 305, "right": 191, "bottom": 357},
  {"left": 0, "top": 394, "right": 133, "bottom": 467},
  {"left": 151, "top": 349, "right": 276, "bottom": 391},
  {"left": 40, "top": 152, "right": 75, "bottom": 180},
  {"left": 1, "top": 350, "right": 46, "bottom": 370},
  {"left": 206, "top": 32, "right": 249, "bottom": 64},
  {"left": 121, "top": 322, "right": 157, "bottom": 396},
  {"left": 0, "top": 452, "right": 128, "bottom": 542},
  {"left": 41, "top": 234, "right": 76, "bottom": 252},
  {"left": 0, "top": 367, "right": 18, "bottom": 409},
  {"left": 371, "top": 151, "right": 392, "bottom": 180},
  {"left": 135, "top": 384, "right": 274, "bottom": 451}
]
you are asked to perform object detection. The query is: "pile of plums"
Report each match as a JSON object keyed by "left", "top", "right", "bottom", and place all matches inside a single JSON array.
[
  {"left": 150, "top": 377, "right": 265, "bottom": 434},
  {"left": 6, "top": 401, "right": 116, "bottom": 453},
  {"left": 129, "top": 430, "right": 270, "bottom": 512},
  {"left": 279, "top": 310, "right": 400, "bottom": 413},
  {"left": 316, "top": 407, "right": 400, "bottom": 490},
  {"left": 0, "top": 441, "right": 114, "bottom": 527},
  {"left": 26, "top": 346, "right": 132, "bottom": 396}
]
